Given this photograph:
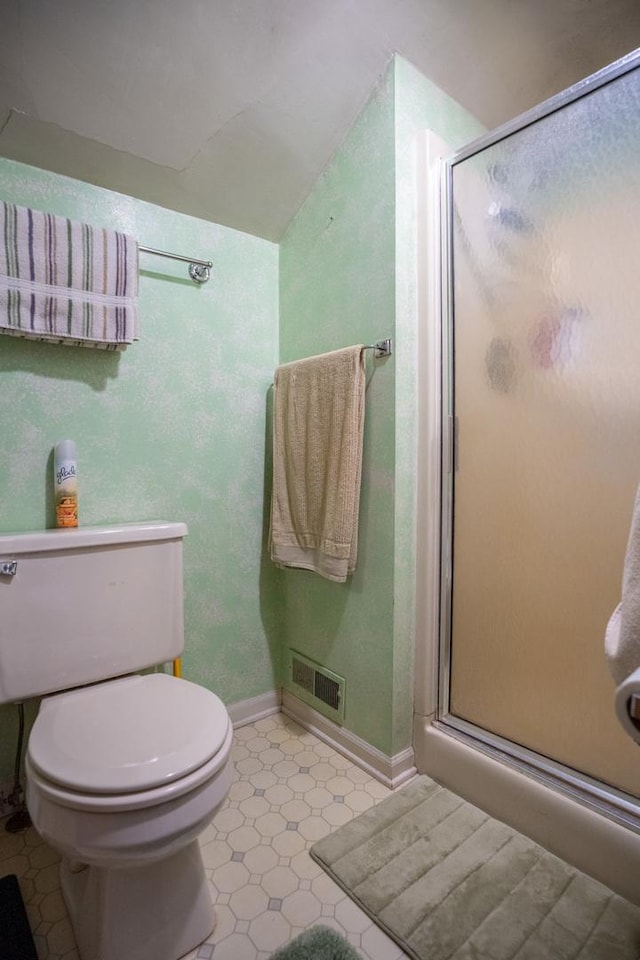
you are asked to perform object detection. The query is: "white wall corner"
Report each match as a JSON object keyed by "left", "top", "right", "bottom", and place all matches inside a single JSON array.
[
  {"left": 413, "top": 129, "right": 452, "bottom": 722},
  {"left": 282, "top": 689, "right": 416, "bottom": 789}
]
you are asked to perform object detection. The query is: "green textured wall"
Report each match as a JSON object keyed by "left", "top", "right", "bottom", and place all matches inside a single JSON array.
[
  {"left": 279, "top": 57, "right": 483, "bottom": 757},
  {"left": 0, "top": 159, "right": 281, "bottom": 784},
  {"left": 279, "top": 65, "right": 397, "bottom": 755},
  {"left": 0, "top": 54, "right": 482, "bottom": 787}
]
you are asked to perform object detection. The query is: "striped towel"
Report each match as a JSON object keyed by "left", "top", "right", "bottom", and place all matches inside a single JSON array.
[{"left": 0, "top": 202, "right": 138, "bottom": 349}]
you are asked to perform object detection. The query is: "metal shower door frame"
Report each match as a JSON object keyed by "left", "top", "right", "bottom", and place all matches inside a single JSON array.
[{"left": 435, "top": 47, "right": 640, "bottom": 832}]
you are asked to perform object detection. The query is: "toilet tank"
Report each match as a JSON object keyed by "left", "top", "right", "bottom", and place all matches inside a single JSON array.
[{"left": 0, "top": 521, "right": 188, "bottom": 704}]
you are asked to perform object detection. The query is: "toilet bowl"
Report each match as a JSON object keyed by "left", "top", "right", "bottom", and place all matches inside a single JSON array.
[
  {"left": 0, "top": 521, "right": 234, "bottom": 960},
  {"left": 27, "top": 673, "right": 233, "bottom": 862},
  {"left": 26, "top": 673, "right": 234, "bottom": 960}
]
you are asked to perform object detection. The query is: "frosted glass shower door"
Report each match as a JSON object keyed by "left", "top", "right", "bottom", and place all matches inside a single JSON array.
[{"left": 446, "top": 58, "right": 640, "bottom": 799}]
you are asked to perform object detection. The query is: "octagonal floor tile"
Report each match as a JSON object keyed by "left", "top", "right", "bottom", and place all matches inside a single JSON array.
[
  {"left": 235, "top": 757, "right": 264, "bottom": 776},
  {"left": 228, "top": 780, "right": 255, "bottom": 803},
  {"left": 261, "top": 865, "right": 299, "bottom": 899},
  {"left": 271, "top": 830, "right": 306, "bottom": 858},
  {"left": 242, "top": 844, "right": 279, "bottom": 876},
  {"left": 255, "top": 811, "right": 287, "bottom": 838},
  {"left": 251, "top": 770, "right": 279, "bottom": 790},
  {"left": 294, "top": 751, "right": 320, "bottom": 768},
  {"left": 266, "top": 727, "right": 290, "bottom": 744},
  {"left": 210, "top": 931, "right": 261, "bottom": 959},
  {"left": 254, "top": 717, "right": 279, "bottom": 733},
  {"left": 201, "top": 839, "right": 232, "bottom": 870},
  {"left": 280, "top": 798, "right": 311, "bottom": 823},
  {"left": 263, "top": 783, "right": 294, "bottom": 806},
  {"left": 238, "top": 795, "right": 270, "bottom": 820},
  {"left": 214, "top": 860, "right": 251, "bottom": 894},
  {"left": 281, "top": 889, "right": 322, "bottom": 926},
  {"left": 248, "top": 909, "right": 291, "bottom": 952},
  {"left": 212, "top": 807, "right": 245, "bottom": 833},
  {"left": 228, "top": 884, "right": 269, "bottom": 921},
  {"left": 311, "top": 872, "right": 348, "bottom": 906},
  {"left": 272, "top": 759, "right": 300, "bottom": 779},
  {"left": 323, "top": 802, "right": 354, "bottom": 827},
  {"left": 0, "top": 712, "right": 411, "bottom": 960},
  {"left": 361, "top": 922, "right": 406, "bottom": 959},
  {"left": 287, "top": 772, "right": 317, "bottom": 793},
  {"left": 298, "top": 816, "right": 331, "bottom": 843},
  {"left": 335, "top": 896, "right": 373, "bottom": 934},
  {"left": 345, "top": 791, "right": 375, "bottom": 813},
  {"left": 290, "top": 851, "right": 323, "bottom": 881},
  {"left": 228, "top": 825, "right": 261, "bottom": 853},
  {"left": 233, "top": 726, "right": 256, "bottom": 741}
]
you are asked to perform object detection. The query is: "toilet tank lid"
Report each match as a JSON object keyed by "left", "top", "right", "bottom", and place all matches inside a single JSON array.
[{"left": 0, "top": 521, "right": 188, "bottom": 555}]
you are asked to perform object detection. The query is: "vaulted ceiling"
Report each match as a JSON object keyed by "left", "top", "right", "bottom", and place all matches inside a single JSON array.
[{"left": 1, "top": 1, "right": 639, "bottom": 241}]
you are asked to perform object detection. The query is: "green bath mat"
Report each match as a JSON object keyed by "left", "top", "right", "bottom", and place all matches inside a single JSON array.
[
  {"left": 269, "top": 924, "right": 361, "bottom": 959},
  {"left": 310, "top": 775, "right": 640, "bottom": 960}
]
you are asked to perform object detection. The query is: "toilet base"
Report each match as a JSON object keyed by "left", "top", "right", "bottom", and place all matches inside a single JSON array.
[{"left": 61, "top": 840, "right": 215, "bottom": 960}]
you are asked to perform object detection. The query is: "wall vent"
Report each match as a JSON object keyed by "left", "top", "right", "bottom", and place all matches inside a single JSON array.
[{"left": 287, "top": 649, "right": 345, "bottom": 724}]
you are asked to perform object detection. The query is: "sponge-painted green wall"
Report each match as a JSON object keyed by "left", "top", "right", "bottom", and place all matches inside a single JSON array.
[
  {"left": 279, "top": 57, "right": 483, "bottom": 758},
  {"left": 0, "top": 159, "right": 281, "bottom": 783},
  {"left": 279, "top": 65, "right": 397, "bottom": 755},
  {"left": 0, "top": 53, "right": 482, "bottom": 788}
]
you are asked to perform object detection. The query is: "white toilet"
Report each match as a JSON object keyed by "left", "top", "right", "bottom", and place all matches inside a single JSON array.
[{"left": 0, "top": 521, "right": 233, "bottom": 960}]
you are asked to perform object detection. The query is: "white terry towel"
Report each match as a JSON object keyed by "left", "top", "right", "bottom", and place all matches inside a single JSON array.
[
  {"left": 0, "top": 201, "right": 138, "bottom": 349},
  {"left": 605, "top": 484, "right": 640, "bottom": 685},
  {"left": 270, "top": 345, "right": 366, "bottom": 583}
]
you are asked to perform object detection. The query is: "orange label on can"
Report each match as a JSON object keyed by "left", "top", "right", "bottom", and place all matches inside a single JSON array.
[{"left": 56, "top": 497, "right": 78, "bottom": 528}]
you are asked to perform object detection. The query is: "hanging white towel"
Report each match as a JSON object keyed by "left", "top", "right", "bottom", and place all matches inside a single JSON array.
[
  {"left": 605, "top": 483, "right": 640, "bottom": 686},
  {"left": 0, "top": 202, "right": 138, "bottom": 349},
  {"left": 270, "top": 345, "right": 366, "bottom": 583}
]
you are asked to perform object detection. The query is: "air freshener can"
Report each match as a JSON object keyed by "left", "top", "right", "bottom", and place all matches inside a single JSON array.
[{"left": 54, "top": 439, "right": 78, "bottom": 527}]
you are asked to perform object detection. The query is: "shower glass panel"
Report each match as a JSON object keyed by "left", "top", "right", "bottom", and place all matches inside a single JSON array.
[{"left": 445, "top": 57, "right": 640, "bottom": 800}]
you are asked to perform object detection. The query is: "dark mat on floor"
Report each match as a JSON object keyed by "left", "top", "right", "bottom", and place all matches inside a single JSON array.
[{"left": 0, "top": 873, "right": 38, "bottom": 960}]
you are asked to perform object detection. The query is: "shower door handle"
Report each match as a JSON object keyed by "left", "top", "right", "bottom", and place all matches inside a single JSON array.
[{"left": 447, "top": 416, "right": 459, "bottom": 473}]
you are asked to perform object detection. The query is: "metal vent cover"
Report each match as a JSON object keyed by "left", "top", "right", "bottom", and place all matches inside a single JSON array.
[
  {"left": 314, "top": 670, "right": 340, "bottom": 711},
  {"left": 288, "top": 649, "right": 345, "bottom": 724},
  {"left": 292, "top": 657, "right": 314, "bottom": 694}
]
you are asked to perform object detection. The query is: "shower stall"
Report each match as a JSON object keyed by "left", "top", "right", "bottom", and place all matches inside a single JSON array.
[{"left": 414, "top": 49, "right": 640, "bottom": 902}]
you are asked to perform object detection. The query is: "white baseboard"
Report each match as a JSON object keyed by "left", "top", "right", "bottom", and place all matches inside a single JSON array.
[
  {"left": 226, "top": 688, "right": 417, "bottom": 789},
  {"left": 282, "top": 690, "right": 416, "bottom": 789},
  {"left": 227, "top": 689, "right": 282, "bottom": 728}
]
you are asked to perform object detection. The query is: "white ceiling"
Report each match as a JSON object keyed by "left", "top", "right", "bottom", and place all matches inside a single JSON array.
[{"left": 1, "top": 0, "right": 639, "bottom": 241}]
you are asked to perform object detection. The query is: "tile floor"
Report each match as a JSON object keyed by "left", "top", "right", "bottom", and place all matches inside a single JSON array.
[{"left": 0, "top": 712, "right": 410, "bottom": 960}]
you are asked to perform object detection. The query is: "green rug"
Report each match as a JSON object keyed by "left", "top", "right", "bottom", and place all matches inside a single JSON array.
[
  {"left": 270, "top": 925, "right": 361, "bottom": 959},
  {"left": 310, "top": 775, "right": 640, "bottom": 960}
]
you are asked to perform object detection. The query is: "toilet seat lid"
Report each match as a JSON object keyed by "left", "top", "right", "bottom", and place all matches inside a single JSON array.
[{"left": 28, "top": 673, "right": 230, "bottom": 794}]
